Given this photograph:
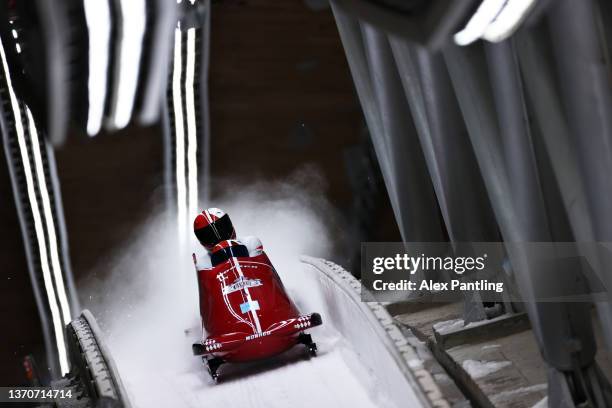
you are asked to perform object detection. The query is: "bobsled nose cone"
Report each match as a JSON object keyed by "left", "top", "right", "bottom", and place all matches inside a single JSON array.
[{"left": 311, "top": 313, "right": 322, "bottom": 327}]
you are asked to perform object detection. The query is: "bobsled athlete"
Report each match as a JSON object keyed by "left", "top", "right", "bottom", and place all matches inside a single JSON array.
[
  {"left": 192, "top": 208, "right": 263, "bottom": 269},
  {"left": 190, "top": 207, "right": 322, "bottom": 381}
]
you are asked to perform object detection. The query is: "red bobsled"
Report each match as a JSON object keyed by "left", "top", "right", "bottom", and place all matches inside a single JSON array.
[{"left": 192, "top": 240, "right": 322, "bottom": 380}]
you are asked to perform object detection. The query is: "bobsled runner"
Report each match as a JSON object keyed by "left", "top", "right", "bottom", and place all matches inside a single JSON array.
[{"left": 192, "top": 240, "right": 323, "bottom": 380}]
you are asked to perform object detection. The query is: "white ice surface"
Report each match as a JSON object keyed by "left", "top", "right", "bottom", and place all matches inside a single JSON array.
[
  {"left": 120, "top": 327, "right": 384, "bottom": 408},
  {"left": 432, "top": 318, "right": 464, "bottom": 334},
  {"left": 461, "top": 359, "right": 512, "bottom": 379},
  {"left": 490, "top": 384, "right": 547, "bottom": 404},
  {"left": 532, "top": 396, "right": 548, "bottom": 408},
  {"left": 84, "top": 182, "right": 409, "bottom": 408}
]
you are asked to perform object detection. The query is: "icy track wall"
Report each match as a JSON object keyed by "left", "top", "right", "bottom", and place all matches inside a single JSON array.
[{"left": 297, "top": 256, "right": 449, "bottom": 408}]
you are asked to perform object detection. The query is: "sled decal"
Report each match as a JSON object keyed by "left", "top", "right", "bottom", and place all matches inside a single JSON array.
[
  {"left": 229, "top": 257, "right": 263, "bottom": 334},
  {"left": 218, "top": 269, "right": 257, "bottom": 333},
  {"left": 240, "top": 300, "right": 260, "bottom": 314},
  {"left": 222, "top": 276, "right": 262, "bottom": 295},
  {"left": 246, "top": 331, "right": 271, "bottom": 341}
]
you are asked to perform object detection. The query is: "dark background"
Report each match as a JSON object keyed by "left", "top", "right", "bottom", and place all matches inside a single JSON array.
[{"left": 0, "top": 0, "right": 399, "bottom": 384}]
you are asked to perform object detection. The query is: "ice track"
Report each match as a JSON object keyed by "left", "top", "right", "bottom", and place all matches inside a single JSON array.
[
  {"left": 122, "top": 326, "right": 384, "bottom": 408},
  {"left": 85, "top": 204, "right": 442, "bottom": 408}
]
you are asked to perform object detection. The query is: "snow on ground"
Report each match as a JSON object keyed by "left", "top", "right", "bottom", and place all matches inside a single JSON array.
[
  {"left": 434, "top": 313, "right": 523, "bottom": 335},
  {"left": 490, "top": 384, "right": 547, "bottom": 405},
  {"left": 461, "top": 359, "right": 512, "bottom": 379},
  {"left": 432, "top": 318, "right": 465, "bottom": 334},
  {"left": 532, "top": 396, "right": 548, "bottom": 408},
  {"left": 83, "top": 180, "right": 400, "bottom": 408}
]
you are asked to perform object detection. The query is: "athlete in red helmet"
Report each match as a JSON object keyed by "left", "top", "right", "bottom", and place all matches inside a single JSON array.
[
  {"left": 192, "top": 208, "right": 263, "bottom": 270},
  {"left": 190, "top": 208, "right": 321, "bottom": 379}
]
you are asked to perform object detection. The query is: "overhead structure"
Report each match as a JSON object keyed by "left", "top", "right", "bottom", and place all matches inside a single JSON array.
[
  {"left": 0, "top": 22, "right": 78, "bottom": 377},
  {"left": 0, "top": 0, "right": 176, "bottom": 145},
  {"left": 164, "top": 0, "right": 211, "bottom": 241},
  {"left": 331, "top": 0, "right": 612, "bottom": 406},
  {"left": 0, "top": 0, "right": 178, "bottom": 379}
]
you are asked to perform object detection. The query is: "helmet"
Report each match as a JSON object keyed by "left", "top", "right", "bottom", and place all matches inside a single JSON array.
[{"left": 193, "top": 208, "right": 236, "bottom": 249}]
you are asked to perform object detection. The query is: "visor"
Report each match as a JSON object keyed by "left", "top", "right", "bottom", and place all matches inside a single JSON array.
[{"left": 194, "top": 214, "right": 234, "bottom": 247}]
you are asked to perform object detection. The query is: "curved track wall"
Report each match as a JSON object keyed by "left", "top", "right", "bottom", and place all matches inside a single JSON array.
[{"left": 299, "top": 256, "right": 449, "bottom": 408}]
